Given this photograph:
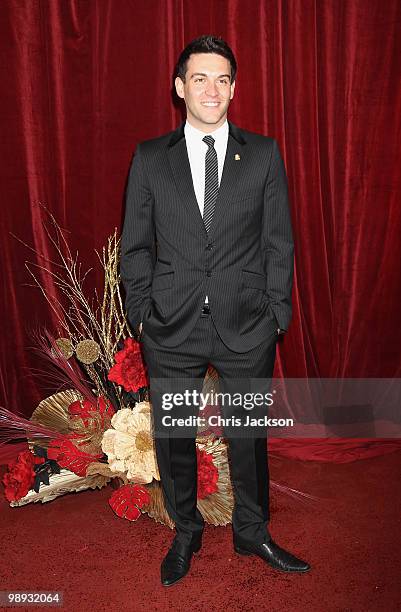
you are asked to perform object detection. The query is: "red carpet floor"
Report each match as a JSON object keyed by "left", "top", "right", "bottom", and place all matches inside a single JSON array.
[{"left": 1, "top": 450, "right": 400, "bottom": 612}]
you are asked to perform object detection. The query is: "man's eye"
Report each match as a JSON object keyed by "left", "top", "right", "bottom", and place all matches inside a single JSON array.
[
  {"left": 194, "top": 78, "right": 205, "bottom": 83},
  {"left": 219, "top": 80, "right": 229, "bottom": 85}
]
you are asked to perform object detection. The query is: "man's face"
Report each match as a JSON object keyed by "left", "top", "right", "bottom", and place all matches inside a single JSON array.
[{"left": 175, "top": 53, "right": 235, "bottom": 132}]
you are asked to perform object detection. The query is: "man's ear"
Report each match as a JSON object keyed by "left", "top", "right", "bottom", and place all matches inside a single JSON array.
[
  {"left": 230, "top": 80, "right": 236, "bottom": 100},
  {"left": 175, "top": 76, "right": 185, "bottom": 99}
]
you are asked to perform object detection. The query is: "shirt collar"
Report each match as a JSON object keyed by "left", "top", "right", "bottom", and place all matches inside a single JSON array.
[{"left": 184, "top": 119, "right": 229, "bottom": 144}]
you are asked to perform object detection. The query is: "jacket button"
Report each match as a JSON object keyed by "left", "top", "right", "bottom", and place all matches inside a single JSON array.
[
  {"left": 206, "top": 243, "right": 213, "bottom": 250},
  {"left": 206, "top": 270, "right": 212, "bottom": 277}
]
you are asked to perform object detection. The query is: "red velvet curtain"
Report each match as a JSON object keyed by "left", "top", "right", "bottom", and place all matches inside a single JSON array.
[{"left": 1, "top": 1, "right": 400, "bottom": 459}]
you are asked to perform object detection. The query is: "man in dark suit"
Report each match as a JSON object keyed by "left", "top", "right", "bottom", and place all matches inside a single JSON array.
[{"left": 121, "top": 35, "right": 310, "bottom": 586}]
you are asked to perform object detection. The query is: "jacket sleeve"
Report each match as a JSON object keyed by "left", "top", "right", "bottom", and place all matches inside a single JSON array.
[
  {"left": 120, "top": 143, "right": 155, "bottom": 332},
  {"left": 262, "top": 139, "right": 294, "bottom": 331}
]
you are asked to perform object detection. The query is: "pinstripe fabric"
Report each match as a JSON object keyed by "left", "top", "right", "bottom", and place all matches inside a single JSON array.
[
  {"left": 120, "top": 121, "right": 294, "bottom": 352},
  {"left": 120, "top": 120, "right": 292, "bottom": 546},
  {"left": 141, "top": 311, "right": 277, "bottom": 545},
  {"left": 202, "top": 135, "right": 219, "bottom": 233}
]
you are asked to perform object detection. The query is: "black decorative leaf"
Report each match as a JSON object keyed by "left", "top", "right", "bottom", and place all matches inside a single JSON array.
[
  {"left": 31, "top": 456, "right": 62, "bottom": 494},
  {"left": 121, "top": 386, "right": 148, "bottom": 407},
  {"left": 48, "top": 460, "right": 60, "bottom": 474},
  {"left": 33, "top": 445, "right": 48, "bottom": 459},
  {"left": 33, "top": 475, "right": 41, "bottom": 493},
  {"left": 41, "top": 471, "right": 50, "bottom": 486},
  {"left": 33, "top": 470, "right": 49, "bottom": 492}
]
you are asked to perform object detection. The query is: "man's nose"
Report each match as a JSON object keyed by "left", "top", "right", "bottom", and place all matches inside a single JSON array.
[{"left": 205, "top": 81, "right": 218, "bottom": 96}]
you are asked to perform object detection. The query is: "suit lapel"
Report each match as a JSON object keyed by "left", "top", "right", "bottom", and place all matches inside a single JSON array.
[
  {"left": 167, "top": 123, "right": 208, "bottom": 238},
  {"left": 207, "top": 124, "right": 246, "bottom": 238},
  {"left": 166, "top": 120, "right": 247, "bottom": 239}
]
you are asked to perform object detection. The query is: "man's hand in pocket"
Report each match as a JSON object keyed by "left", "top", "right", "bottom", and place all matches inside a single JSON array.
[{"left": 135, "top": 322, "right": 143, "bottom": 340}]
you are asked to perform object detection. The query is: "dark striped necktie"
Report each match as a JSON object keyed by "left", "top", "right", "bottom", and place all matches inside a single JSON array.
[{"left": 202, "top": 135, "right": 219, "bottom": 233}]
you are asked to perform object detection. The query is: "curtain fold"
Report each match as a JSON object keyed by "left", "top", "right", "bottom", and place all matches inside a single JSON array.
[{"left": 1, "top": 1, "right": 400, "bottom": 461}]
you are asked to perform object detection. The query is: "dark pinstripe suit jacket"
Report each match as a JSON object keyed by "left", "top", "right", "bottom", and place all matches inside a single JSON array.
[{"left": 120, "top": 121, "right": 294, "bottom": 353}]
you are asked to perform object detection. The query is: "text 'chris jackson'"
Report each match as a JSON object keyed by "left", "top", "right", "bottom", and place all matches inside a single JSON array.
[{"left": 160, "top": 415, "right": 294, "bottom": 428}]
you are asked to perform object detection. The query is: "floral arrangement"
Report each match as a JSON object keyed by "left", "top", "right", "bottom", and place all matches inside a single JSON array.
[
  {"left": 1, "top": 212, "right": 311, "bottom": 526},
  {"left": 0, "top": 213, "right": 237, "bottom": 526}
]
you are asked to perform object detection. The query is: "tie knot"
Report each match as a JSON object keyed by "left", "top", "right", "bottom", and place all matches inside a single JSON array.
[{"left": 202, "top": 135, "right": 215, "bottom": 148}]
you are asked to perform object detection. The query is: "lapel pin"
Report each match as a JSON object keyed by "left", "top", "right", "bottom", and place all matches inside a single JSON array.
[{"left": 234, "top": 153, "right": 241, "bottom": 160}]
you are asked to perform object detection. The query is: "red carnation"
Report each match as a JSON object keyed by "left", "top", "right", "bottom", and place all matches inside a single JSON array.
[
  {"left": 108, "top": 337, "right": 148, "bottom": 392},
  {"left": 196, "top": 447, "right": 219, "bottom": 499},
  {"left": 2, "top": 450, "right": 44, "bottom": 502}
]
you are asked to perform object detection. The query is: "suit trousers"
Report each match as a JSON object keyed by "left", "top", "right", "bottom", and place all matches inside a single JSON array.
[{"left": 141, "top": 308, "right": 277, "bottom": 547}]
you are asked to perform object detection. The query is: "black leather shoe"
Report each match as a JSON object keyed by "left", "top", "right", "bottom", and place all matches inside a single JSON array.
[
  {"left": 234, "top": 535, "right": 310, "bottom": 573},
  {"left": 161, "top": 537, "right": 202, "bottom": 587}
]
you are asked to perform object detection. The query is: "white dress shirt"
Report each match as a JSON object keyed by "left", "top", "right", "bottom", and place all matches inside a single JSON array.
[{"left": 184, "top": 119, "right": 229, "bottom": 303}]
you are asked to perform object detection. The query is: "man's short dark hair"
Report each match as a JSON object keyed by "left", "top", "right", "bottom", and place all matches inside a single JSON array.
[{"left": 176, "top": 35, "right": 237, "bottom": 83}]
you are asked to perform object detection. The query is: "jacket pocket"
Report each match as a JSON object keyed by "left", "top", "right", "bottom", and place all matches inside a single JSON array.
[
  {"left": 156, "top": 257, "right": 172, "bottom": 265},
  {"left": 242, "top": 269, "right": 266, "bottom": 290}
]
